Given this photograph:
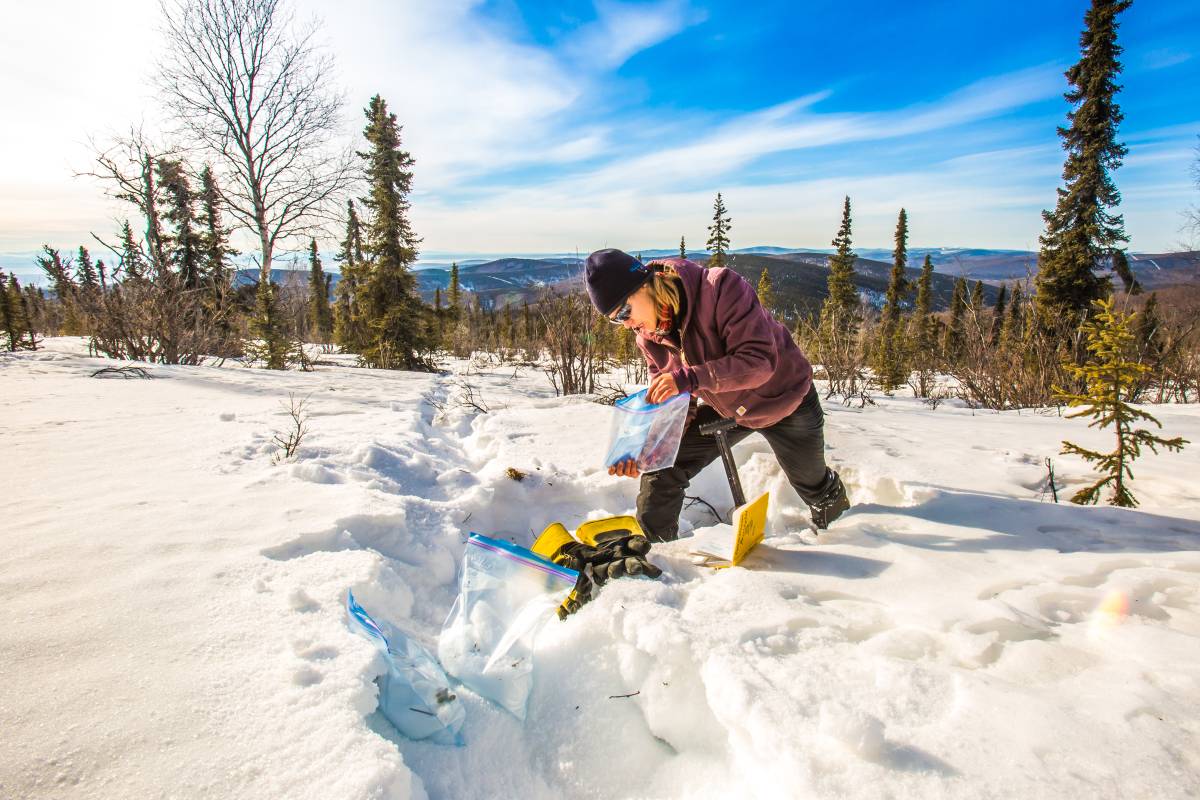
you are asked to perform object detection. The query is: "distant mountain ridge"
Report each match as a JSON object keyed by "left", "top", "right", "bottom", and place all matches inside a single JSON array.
[{"left": 11, "top": 246, "right": 1196, "bottom": 311}]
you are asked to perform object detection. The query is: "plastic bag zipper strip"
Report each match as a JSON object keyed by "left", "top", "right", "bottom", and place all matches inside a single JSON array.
[{"left": 467, "top": 533, "right": 579, "bottom": 584}]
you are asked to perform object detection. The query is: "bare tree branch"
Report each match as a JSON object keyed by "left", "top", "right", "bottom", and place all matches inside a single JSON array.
[{"left": 156, "top": 0, "right": 354, "bottom": 278}]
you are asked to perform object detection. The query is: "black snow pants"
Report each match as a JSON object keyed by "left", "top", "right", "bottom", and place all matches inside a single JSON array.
[{"left": 635, "top": 385, "right": 830, "bottom": 542}]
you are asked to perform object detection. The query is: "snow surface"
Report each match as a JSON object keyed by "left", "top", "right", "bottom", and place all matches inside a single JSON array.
[{"left": 2, "top": 338, "right": 1199, "bottom": 800}]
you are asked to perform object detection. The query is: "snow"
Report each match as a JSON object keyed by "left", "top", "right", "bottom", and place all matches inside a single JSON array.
[{"left": 2, "top": 338, "right": 1199, "bottom": 799}]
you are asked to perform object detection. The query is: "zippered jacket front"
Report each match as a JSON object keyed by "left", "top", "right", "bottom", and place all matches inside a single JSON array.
[{"left": 635, "top": 258, "right": 814, "bottom": 429}]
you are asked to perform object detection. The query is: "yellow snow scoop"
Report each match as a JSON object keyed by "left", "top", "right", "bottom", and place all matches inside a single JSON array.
[{"left": 689, "top": 417, "right": 769, "bottom": 568}]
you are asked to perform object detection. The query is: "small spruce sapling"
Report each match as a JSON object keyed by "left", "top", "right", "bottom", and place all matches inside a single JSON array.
[{"left": 1054, "top": 298, "right": 1187, "bottom": 507}]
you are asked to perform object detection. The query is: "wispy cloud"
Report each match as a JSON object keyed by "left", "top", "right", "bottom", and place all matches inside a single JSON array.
[
  {"left": 461, "top": 65, "right": 1064, "bottom": 202},
  {"left": 1143, "top": 48, "right": 1193, "bottom": 70},
  {"left": 564, "top": 0, "right": 706, "bottom": 69}
]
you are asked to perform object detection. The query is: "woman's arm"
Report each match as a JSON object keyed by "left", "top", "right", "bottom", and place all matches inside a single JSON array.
[{"left": 676, "top": 268, "right": 778, "bottom": 394}]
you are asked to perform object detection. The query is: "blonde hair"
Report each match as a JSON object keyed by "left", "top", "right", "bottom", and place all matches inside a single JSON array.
[{"left": 643, "top": 262, "right": 683, "bottom": 317}]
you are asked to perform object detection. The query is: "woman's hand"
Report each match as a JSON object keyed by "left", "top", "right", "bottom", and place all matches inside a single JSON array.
[
  {"left": 647, "top": 372, "right": 680, "bottom": 404},
  {"left": 608, "top": 458, "right": 641, "bottom": 478}
]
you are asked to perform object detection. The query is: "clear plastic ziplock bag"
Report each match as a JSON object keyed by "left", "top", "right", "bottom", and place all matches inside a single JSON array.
[
  {"left": 603, "top": 389, "right": 691, "bottom": 473},
  {"left": 438, "top": 533, "right": 578, "bottom": 719},
  {"left": 347, "top": 590, "right": 466, "bottom": 745}
]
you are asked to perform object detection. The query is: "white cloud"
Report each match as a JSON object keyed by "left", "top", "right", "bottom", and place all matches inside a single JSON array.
[
  {"left": 463, "top": 66, "right": 1063, "bottom": 204},
  {"left": 565, "top": 0, "right": 705, "bottom": 69}
]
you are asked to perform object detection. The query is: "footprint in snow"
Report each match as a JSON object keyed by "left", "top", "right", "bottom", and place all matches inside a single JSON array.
[
  {"left": 292, "top": 666, "right": 323, "bottom": 687},
  {"left": 289, "top": 588, "right": 320, "bottom": 614}
]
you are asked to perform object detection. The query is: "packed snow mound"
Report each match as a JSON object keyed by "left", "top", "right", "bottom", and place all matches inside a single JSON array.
[{"left": 2, "top": 339, "right": 1199, "bottom": 799}]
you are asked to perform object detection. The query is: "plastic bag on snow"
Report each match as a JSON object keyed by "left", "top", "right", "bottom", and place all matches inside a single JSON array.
[
  {"left": 347, "top": 590, "right": 466, "bottom": 745},
  {"left": 438, "top": 533, "right": 577, "bottom": 719},
  {"left": 603, "top": 388, "right": 691, "bottom": 473}
]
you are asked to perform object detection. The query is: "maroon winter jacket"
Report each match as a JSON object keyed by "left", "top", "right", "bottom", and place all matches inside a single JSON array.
[{"left": 636, "top": 258, "right": 813, "bottom": 429}]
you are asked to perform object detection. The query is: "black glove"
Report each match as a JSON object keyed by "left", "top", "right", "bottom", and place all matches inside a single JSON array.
[{"left": 550, "top": 530, "right": 662, "bottom": 619}]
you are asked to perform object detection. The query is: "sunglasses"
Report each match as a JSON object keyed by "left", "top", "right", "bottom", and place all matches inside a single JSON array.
[{"left": 607, "top": 301, "right": 633, "bottom": 324}]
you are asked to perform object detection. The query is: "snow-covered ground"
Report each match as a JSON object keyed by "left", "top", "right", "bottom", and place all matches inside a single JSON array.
[{"left": 2, "top": 338, "right": 1199, "bottom": 800}]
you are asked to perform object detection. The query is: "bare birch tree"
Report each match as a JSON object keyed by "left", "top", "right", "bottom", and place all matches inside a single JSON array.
[{"left": 156, "top": 0, "right": 352, "bottom": 279}]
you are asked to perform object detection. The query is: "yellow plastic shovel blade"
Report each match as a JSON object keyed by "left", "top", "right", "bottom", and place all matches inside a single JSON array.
[{"left": 727, "top": 492, "right": 769, "bottom": 567}]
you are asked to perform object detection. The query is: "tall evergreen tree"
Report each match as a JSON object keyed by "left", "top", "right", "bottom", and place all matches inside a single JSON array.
[
  {"left": 247, "top": 280, "right": 292, "bottom": 368},
  {"left": 117, "top": 221, "right": 147, "bottom": 281},
  {"left": 905, "top": 254, "right": 938, "bottom": 397},
  {"left": 76, "top": 246, "right": 100, "bottom": 291},
  {"left": 1133, "top": 292, "right": 1164, "bottom": 365},
  {"left": 943, "top": 276, "right": 968, "bottom": 356},
  {"left": 991, "top": 284, "right": 1009, "bottom": 347},
  {"left": 874, "top": 208, "right": 910, "bottom": 390},
  {"left": 912, "top": 254, "right": 935, "bottom": 351},
  {"left": 307, "top": 239, "right": 333, "bottom": 343},
  {"left": 13, "top": 277, "right": 38, "bottom": 350},
  {"left": 1036, "top": 0, "right": 1132, "bottom": 322},
  {"left": 1110, "top": 249, "right": 1141, "bottom": 294},
  {"left": 706, "top": 192, "right": 732, "bottom": 268},
  {"left": 823, "top": 196, "right": 859, "bottom": 325},
  {"left": 969, "top": 280, "right": 984, "bottom": 316},
  {"left": 36, "top": 246, "right": 85, "bottom": 336},
  {"left": 679, "top": 235, "right": 687, "bottom": 259},
  {"left": 156, "top": 158, "right": 202, "bottom": 289},
  {"left": 880, "top": 208, "right": 909, "bottom": 329},
  {"left": 197, "top": 166, "right": 237, "bottom": 303},
  {"left": 0, "top": 270, "right": 15, "bottom": 351},
  {"left": 448, "top": 262, "right": 461, "bottom": 312},
  {"left": 355, "top": 94, "right": 429, "bottom": 370},
  {"left": 1002, "top": 283, "right": 1025, "bottom": 346},
  {"left": 333, "top": 199, "right": 365, "bottom": 351}
]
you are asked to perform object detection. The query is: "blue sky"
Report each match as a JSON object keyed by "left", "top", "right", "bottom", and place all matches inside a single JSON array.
[{"left": 1, "top": 0, "right": 1198, "bottom": 269}]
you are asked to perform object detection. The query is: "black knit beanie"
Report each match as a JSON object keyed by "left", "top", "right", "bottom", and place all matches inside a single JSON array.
[{"left": 585, "top": 248, "right": 654, "bottom": 315}]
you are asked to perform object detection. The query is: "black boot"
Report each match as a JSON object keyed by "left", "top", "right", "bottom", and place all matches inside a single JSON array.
[{"left": 807, "top": 469, "right": 850, "bottom": 530}]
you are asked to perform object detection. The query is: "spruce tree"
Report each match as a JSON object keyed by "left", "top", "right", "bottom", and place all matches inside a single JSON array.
[
  {"left": 333, "top": 199, "right": 366, "bottom": 351},
  {"left": 448, "top": 262, "right": 461, "bottom": 313},
  {"left": 991, "top": 284, "right": 1008, "bottom": 347},
  {"left": 756, "top": 268, "right": 775, "bottom": 316},
  {"left": 1134, "top": 292, "right": 1162, "bottom": 353},
  {"left": 0, "top": 270, "right": 14, "bottom": 350},
  {"left": 355, "top": 94, "right": 429, "bottom": 370},
  {"left": 880, "top": 209, "right": 909, "bottom": 329},
  {"left": 13, "top": 278, "right": 38, "bottom": 350},
  {"left": 706, "top": 192, "right": 732, "bottom": 269},
  {"left": 307, "top": 239, "right": 333, "bottom": 343},
  {"left": 1036, "top": 0, "right": 1132, "bottom": 323},
  {"left": 76, "top": 246, "right": 100, "bottom": 291},
  {"left": 197, "top": 165, "right": 237, "bottom": 315},
  {"left": 912, "top": 254, "right": 935, "bottom": 352},
  {"left": 874, "top": 208, "right": 910, "bottom": 390},
  {"left": 679, "top": 236, "right": 687, "bottom": 259},
  {"left": 1002, "top": 283, "right": 1025, "bottom": 346},
  {"left": 37, "top": 246, "right": 84, "bottom": 335},
  {"left": 1111, "top": 249, "right": 1141, "bottom": 294},
  {"left": 907, "top": 254, "right": 938, "bottom": 396},
  {"left": 943, "top": 276, "right": 968, "bottom": 357},
  {"left": 247, "top": 280, "right": 292, "bottom": 368},
  {"left": 1055, "top": 297, "right": 1187, "bottom": 506},
  {"left": 117, "top": 221, "right": 147, "bottom": 281},
  {"left": 7, "top": 276, "right": 35, "bottom": 350},
  {"left": 823, "top": 196, "right": 859, "bottom": 326},
  {"left": 156, "top": 158, "right": 202, "bottom": 289}
]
